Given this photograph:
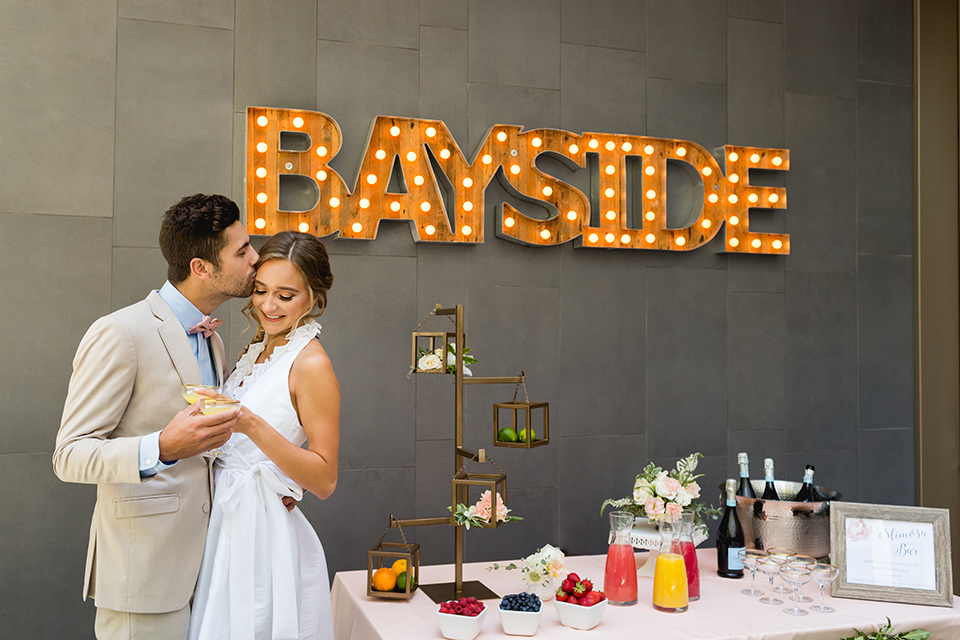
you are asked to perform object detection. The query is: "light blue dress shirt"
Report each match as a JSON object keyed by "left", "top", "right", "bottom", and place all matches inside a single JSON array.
[{"left": 138, "top": 281, "right": 219, "bottom": 477}]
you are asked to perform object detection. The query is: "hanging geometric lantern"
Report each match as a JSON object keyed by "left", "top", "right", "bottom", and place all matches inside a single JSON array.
[
  {"left": 451, "top": 454, "right": 508, "bottom": 530},
  {"left": 493, "top": 372, "right": 549, "bottom": 448},
  {"left": 367, "top": 519, "right": 420, "bottom": 600}
]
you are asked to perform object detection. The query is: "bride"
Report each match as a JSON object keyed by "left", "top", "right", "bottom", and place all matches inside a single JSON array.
[{"left": 189, "top": 231, "right": 339, "bottom": 640}]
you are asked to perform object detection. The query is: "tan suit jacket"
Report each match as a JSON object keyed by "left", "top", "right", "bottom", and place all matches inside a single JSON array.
[{"left": 54, "top": 291, "right": 227, "bottom": 613}]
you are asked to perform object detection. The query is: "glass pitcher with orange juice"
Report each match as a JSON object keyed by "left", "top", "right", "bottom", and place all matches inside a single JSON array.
[
  {"left": 603, "top": 511, "right": 638, "bottom": 606},
  {"left": 652, "top": 513, "right": 688, "bottom": 613}
]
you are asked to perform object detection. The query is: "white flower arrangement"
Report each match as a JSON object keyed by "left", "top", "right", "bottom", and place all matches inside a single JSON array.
[
  {"left": 488, "top": 544, "right": 566, "bottom": 590},
  {"left": 408, "top": 342, "right": 477, "bottom": 377}
]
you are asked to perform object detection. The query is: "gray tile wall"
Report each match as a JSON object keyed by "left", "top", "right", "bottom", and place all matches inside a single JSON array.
[{"left": 1, "top": 1, "right": 915, "bottom": 636}]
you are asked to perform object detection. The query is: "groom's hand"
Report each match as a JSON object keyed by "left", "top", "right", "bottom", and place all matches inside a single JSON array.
[{"left": 158, "top": 402, "right": 238, "bottom": 461}]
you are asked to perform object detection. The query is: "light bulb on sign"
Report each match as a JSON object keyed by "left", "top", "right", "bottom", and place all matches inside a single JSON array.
[
  {"left": 729, "top": 216, "right": 739, "bottom": 226},
  {"left": 497, "top": 131, "right": 507, "bottom": 142},
  {"left": 605, "top": 165, "right": 616, "bottom": 175},
  {"left": 675, "top": 237, "right": 686, "bottom": 246},
  {"left": 768, "top": 194, "right": 780, "bottom": 204},
  {"left": 255, "top": 218, "right": 266, "bottom": 229},
  {"left": 426, "top": 127, "right": 436, "bottom": 137},
  {"left": 644, "top": 145, "right": 654, "bottom": 155},
  {"left": 293, "top": 117, "right": 304, "bottom": 128},
  {"left": 406, "top": 151, "right": 417, "bottom": 162},
  {"left": 510, "top": 165, "right": 520, "bottom": 175},
  {"left": 588, "top": 233, "right": 599, "bottom": 243},
  {"left": 256, "top": 167, "right": 267, "bottom": 178},
  {"left": 316, "top": 146, "right": 327, "bottom": 157},
  {"left": 728, "top": 194, "right": 738, "bottom": 204},
  {"left": 748, "top": 193, "right": 759, "bottom": 203},
  {"left": 375, "top": 149, "right": 386, "bottom": 160},
  {"left": 620, "top": 234, "right": 631, "bottom": 244},
  {"left": 645, "top": 211, "right": 655, "bottom": 221},
  {"left": 352, "top": 222, "right": 362, "bottom": 233},
  {"left": 751, "top": 239, "right": 762, "bottom": 248},
  {"left": 256, "top": 142, "right": 267, "bottom": 153},
  {"left": 566, "top": 211, "right": 577, "bottom": 221},
  {"left": 257, "top": 116, "right": 268, "bottom": 127},
  {"left": 359, "top": 198, "right": 370, "bottom": 209},
  {"left": 605, "top": 211, "right": 616, "bottom": 221},
  {"left": 425, "top": 224, "right": 436, "bottom": 235},
  {"left": 708, "top": 193, "right": 719, "bottom": 204},
  {"left": 645, "top": 233, "right": 656, "bottom": 243},
  {"left": 645, "top": 166, "right": 655, "bottom": 176},
  {"left": 728, "top": 152, "right": 738, "bottom": 162},
  {"left": 390, "top": 201, "right": 401, "bottom": 212},
  {"left": 569, "top": 144, "right": 579, "bottom": 154},
  {"left": 676, "top": 147, "right": 687, "bottom": 157},
  {"left": 329, "top": 197, "right": 340, "bottom": 208},
  {"left": 390, "top": 126, "right": 400, "bottom": 136},
  {"left": 298, "top": 222, "right": 309, "bottom": 232},
  {"left": 646, "top": 189, "right": 656, "bottom": 200},
  {"left": 605, "top": 233, "right": 615, "bottom": 243},
  {"left": 542, "top": 186, "right": 553, "bottom": 197},
  {"left": 701, "top": 219, "right": 711, "bottom": 229},
  {"left": 605, "top": 141, "right": 615, "bottom": 151},
  {"left": 532, "top": 137, "right": 542, "bottom": 148},
  {"left": 462, "top": 177, "right": 473, "bottom": 188},
  {"left": 414, "top": 175, "right": 425, "bottom": 186},
  {"left": 772, "top": 156, "right": 783, "bottom": 166},
  {"left": 504, "top": 217, "right": 515, "bottom": 228},
  {"left": 316, "top": 170, "right": 327, "bottom": 181},
  {"left": 729, "top": 238, "right": 739, "bottom": 248},
  {"left": 461, "top": 225, "right": 472, "bottom": 235},
  {"left": 701, "top": 166, "right": 712, "bottom": 176},
  {"left": 482, "top": 154, "right": 492, "bottom": 165},
  {"left": 440, "top": 149, "right": 451, "bottom": 159},
  {"left": 605, "top": 188, "right": 615, "bottom": 197},
  {"left": 420, "top": 202, "right": 431, "bottom": 212},
  {"left": 772, "top": 239, "right": 783, "bottom": 250},
  {"left": 463, "top": 201, "right": 473, "bottom": 211},
  {"left": 622, "top": 142, "right": 633, "bottom": 152},
  {"left": 257, "top": 192, "right": 267, "bottom": 203},
  {"left": 750, "top": 153, "right": 760, "bottom": 163},
  {"left": 540, "top": 229, "right": 551, "bottom": 240},
  {"left": 729, "top": 174, "right": 739, "bottom": 183},
  {"left": 588, "top": 139, "right": 599, "bottom": 149},
  {"left": 366, "top": 174, "right": 377, "bottom": 185}
]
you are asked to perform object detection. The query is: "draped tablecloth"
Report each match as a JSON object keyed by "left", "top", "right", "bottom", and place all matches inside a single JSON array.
[{"left": 332, "top": 549, "right": 960, "bottom": 640}]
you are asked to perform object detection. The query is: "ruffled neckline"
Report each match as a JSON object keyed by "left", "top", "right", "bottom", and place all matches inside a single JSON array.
[{"left": 224, "top": 320, "right": 321, "bottom": 399}]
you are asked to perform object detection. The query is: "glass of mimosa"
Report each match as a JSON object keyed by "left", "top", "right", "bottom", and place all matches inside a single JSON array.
[
  {"left": 198, "top": 396, "right": 238, "bottom": 458},
  {"left": 182, "top": 384, "right": 221, "bottom": 404}
]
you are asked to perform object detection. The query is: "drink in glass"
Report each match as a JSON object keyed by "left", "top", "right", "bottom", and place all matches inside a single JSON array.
[
  {"left": 679, "top": 511, "right": 700, "bottom": 601},
  {"left": 603, "top": 511, "right": 638, "bottom": 606},
  {"left": 182, "top": 384, "right": 220, "bottom": 404},
  {"left": 652, "top": 514, "right": 688, "bottom": 613}
]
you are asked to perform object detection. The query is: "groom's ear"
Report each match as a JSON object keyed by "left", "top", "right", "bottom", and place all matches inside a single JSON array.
[{"left": 190, "top": 257, "right": 213, "bottom": 281}]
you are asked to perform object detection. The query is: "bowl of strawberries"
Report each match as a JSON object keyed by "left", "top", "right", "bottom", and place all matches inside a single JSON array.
[
  {"left": 436, "top": 597, "right": 487, "bottom": 640},
  {"left": 553, "top": 573, "right": 607, "bottom": 630}
]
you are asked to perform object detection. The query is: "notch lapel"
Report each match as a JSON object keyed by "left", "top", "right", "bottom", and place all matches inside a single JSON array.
[{"left": 148, "top": 291, "right": 202, "bottom": 385}]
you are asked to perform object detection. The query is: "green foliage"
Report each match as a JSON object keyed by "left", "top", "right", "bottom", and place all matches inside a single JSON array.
[{"left": 841, "top": 618, "right": 931, "bottom": 640}]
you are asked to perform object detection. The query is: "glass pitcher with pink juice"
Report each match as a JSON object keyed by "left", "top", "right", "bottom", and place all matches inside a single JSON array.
[
  {"left": 652, "top": 513, "right": 688, "bottom": 613},
  {"left": 679, "top": 510, "right": 700, "bottom": 601},
  {"left": 603, "top": 511, "right": 638, "bottom": 606}
]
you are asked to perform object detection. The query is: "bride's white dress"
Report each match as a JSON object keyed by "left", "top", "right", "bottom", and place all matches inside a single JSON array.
[{"left": 189, "top": 320, "right": 334, "bottom": 640}]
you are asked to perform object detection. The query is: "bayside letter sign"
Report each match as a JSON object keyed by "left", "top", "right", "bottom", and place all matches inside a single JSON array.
[{"left": 246, "top": 107, "right": 790, "bottom": 254}]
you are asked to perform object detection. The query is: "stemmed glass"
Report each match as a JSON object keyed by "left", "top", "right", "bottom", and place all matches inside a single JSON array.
[
  {"left": 767, "top": 547, "right": 796, "bottom": 593},
  {"left": 739, "top": 549, "right": 766, "bottom": 596},
  {"left": 779, "top": 564, "right": 812, "bottom": 616},
  {"left": 786, "top": 555, "right": 816, "bottom": 602},
  {"left": 182, "top": 385, "right": 234, "bottom": 458},
  {"left": 756, "top": 557, "right": 785, "bottom": 605},
  {"left": 810, "top": 564, "right": 839, "bottom": 613}
]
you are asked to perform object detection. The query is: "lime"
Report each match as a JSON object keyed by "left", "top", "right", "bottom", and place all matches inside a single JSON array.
[
  {"left": 498, "top": 427, "right": 518, "bottom": 442},
  {"left": 519, "top": 428, "right": 536, "bottom": 443},
  {"left": 395, "top": 570, "right": 408, "bottom": 591}
]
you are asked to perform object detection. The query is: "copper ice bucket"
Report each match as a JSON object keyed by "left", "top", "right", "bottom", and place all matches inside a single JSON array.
[{"left": 722, "top": 480, "right": 842, "bottom": 560}]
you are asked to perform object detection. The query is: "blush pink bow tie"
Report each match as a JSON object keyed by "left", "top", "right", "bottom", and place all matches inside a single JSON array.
[{"left": 188, "top": 315, "right": 223, "bottom": 339}]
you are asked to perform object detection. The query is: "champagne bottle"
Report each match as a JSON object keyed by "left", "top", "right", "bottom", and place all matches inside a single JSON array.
[
  {"left": 716, "top": 478, "right": 745, "bottom": 578},
  {"left": 736, "top": 452, "right": 757, "bottom": 498},
  {"left": 761, "top": 457, "right": 780, "bottom": 501},
  {"left": 794, "top": 464, "right": 817, "bottom": 502}
]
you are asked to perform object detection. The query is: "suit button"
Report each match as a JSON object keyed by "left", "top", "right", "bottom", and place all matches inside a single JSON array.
[{"left": 202, "top": 503, "right": 210, "bottom": 514}]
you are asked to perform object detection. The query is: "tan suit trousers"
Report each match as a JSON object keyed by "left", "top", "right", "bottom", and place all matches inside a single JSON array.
[{"left": 95, "top": 603, "right": 189, "bottom": 640}]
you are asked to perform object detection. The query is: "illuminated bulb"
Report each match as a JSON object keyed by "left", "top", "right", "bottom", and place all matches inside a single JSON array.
[
  {"left": 751, "top": 239, "right": 762, "bottom": 248},
  {"left": 772, "top": 156, "right": 783, "bottom": 166},
  {"left": 621, "top": 234, "right": 631, "bottom": 244},
  {"left": 420, "top": 202, "right": 431, "bottom": 212},
  {"left": 768, "top": 193, "right": 780, "bottom": 204},
  {"left": 375, "top": 149, "right": 386, "bottom": 160},
  {"left": 482, "top": 154, "right": 492, "bottom": 164},
  {"left": 605, "top": 165, "right": 616, "bottom": 175},
  {"left": 605, "top": 188, "right": 615, "bottom": 197},
  {"left": 569, "top": 144, "right": 579, "bottom": 154},
  {"left": 504, "top": 217, "right": 515, "bottom": 228},
  {"left": 708, "top": 193, "right": 719, "bottom": 204},
  {"left": 728, "top": 152, "right": 738, "bottom": 162},
  {"left": 605, "top": 210, "right": 616, "bottom": 221},
  {"left": 463, "top": 201, "right": 473, "bottom": 211},
  {"left": 750, "top": 153, "right": 760, "bottom": 163},
  {"left": 293, "top": 117, "right": 304, "bottom": 128},
  {"left": 390, "top": 201, "right": 401, "bottom": 212},
  {"left": 605, "top": 233, "right": 615, "bottom": 243},
  {"left": 316, "top": 170, "right": 327, "bottom": 181},
  {"left": 605, "top": 141, "right": 615, "bottom": 151},
  {"left": 510, "top": 164, "right": 520, "bottom": 175},
  {"left": 646, "top": 189, "right": 656, "bottom": 200},
  {"left": 462, "top": 177, "right": 473, "bottom": 188},
  {"left": 645, "top": 211, "right": 655, "bottom": 221},
  {"left": 257, "top": 192, "right": 267, "bottom": 203},
  {"left": 532, "top": 137, "right": 542, "bottom": 147},
  {"left": 497, "top": 131, "right": 507, "bottom": 142},
  {"left": 566, "top": 211, "right": 577, "bottom": 221},
  {"left": 729, "top": 238, "right": 740, "bottom": 247},
  {"left": 257, "top": 116, "right": 268, "bottom": 126},
  {"left": 644, "top": 145, "right": 654, "bottom": 155},
  {"left": 316, "top": 146, "right": 327, "bottom": 157},
  {"left": 298, "top": 222, "right": 309, "bottom": 232},
  {"left": 588, "top": 233, "right": 599, "bottom": 243},
  {"left": 701, "top": 219, "right": 711, "bottom": 229},
  {"left": 748, "top": 193, "right": 759, "bottom": 203},
  {"left": 701, "top": 166, "right": 712, "bottom": 176},
  {"left": 406, "top": 151, "right": 417, "bottom": 162},
  {"left": 622, "top": 142, "right": 633, "bottom": 152},
  {"left": 329, "top": 197, "right": 340, "bottom": 207},
  {"left": 256, "top": 167, "right": 267, "bottom": 178},
  {"left": 425, "top": 224, "right": 436, "bottom": 235},
  {"left": 359, "top": 198, "right": 370, "bottom": 209},
  {"left": 414, "top": 175, "right": 425, "bottom": 186},
  {"left": 540, "top": 229, "right": 551, "bottom": 240},
  {"left": 366, "top": 174, "right": 377, "bottom": 185},
  {"left": 390, "top": 126, "right": 400, "bottom": 136},
  {"left": 352, "top": 222, "right": 362, "bottom": 233},
  {"left": 255, "top": 217, "right": 266, "bottom": 229},
  {"left": 772, "top": 239, "right": 783, "bottom": 250},
  {"left": 729, "top": 216, "right": 739, "bottom": 225},
  {"left": 728, "top": 194, "right": 739, "bottom": 204},
  {"left": 675, "top": 236, "right": 686, "bottom": 246},
  {"left": 729, "top": 173, "right": 739, "bottom": 183},
  {"left": 645, "top": 233, "right": 656, "bottom": 243},
  {"left": 256, "top": 142, "right": 267, "bottom": 153},
  {"left": 440, "top": 149, "right": 451, "bottom": 159},
  {"left": 461, "top": 225, "right": 472, "bottom": 235},
  {"left": 542, "top": 186, "right": 553, "bottom": 197},
  {"left": 426, "top": 127, "right": 436, "bottom": 137},
  {"left": 676, "top": 147, "right": 687, "bottom": 157},
  {"left": 588, "top": 139, "right": 599, "bottom": 149},
  {"left": 645, "top": 166, "right": 655, "bottom": 176}
]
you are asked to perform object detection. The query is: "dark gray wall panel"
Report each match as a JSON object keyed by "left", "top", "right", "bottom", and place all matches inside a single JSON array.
[
  {"left": 784, "top": 0, "right": 856, "bottom": 99},
  {"left": 468, "top": 0, "right": 561, "bottom": 90},
  {"left": 420, "top": 27, "right": 470, "bottom": 147},
  {"left": 646, "top": 77, "right": 727, "bottom": 157},
  {"left": 859, "top": 429, "right": 915, "bottom": 506},
  {"left": 317, "top": 0, "right": 421, "bottom": 49},
  {"left": 647, "top": 0, "right": 726, "bottom": 84},
  {"left": 727, "top": 0, "right": 783, "bottom": 23},
  {"left": 560, "top": 0, "right": 646, "bottom": 52},
  {"left": 727, "top": 17, "right": 785, "bottom": 148},
  {"left": 857, "top": 0, "right": 913, "bottom": 86},
  {"left": 560, "top": 44, "right": 645, "bottom": 135},
  {"left": 728, "top": 292, "right": 785, "bottom": 432},
  {"left": 421, "top": 0, "right": 468, "bottom": 30}
]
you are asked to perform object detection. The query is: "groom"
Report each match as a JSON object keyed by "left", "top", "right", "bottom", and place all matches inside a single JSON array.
[{"left": 54, "top": 194, "right": 258, "bottom": 640}]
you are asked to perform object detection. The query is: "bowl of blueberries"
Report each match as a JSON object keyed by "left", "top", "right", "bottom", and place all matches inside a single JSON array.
[{"left": 498, "top": 592, "right": 542, "bottom": 636}]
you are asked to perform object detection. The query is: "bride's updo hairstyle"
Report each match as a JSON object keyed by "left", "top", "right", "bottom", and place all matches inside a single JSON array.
[{"left": 241, "top": 231, "right": 334, "bottom": 349}]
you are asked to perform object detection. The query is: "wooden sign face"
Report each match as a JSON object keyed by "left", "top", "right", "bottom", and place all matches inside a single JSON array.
[{"left": 246, "top": 107, "right": 790, "bottom": 254}]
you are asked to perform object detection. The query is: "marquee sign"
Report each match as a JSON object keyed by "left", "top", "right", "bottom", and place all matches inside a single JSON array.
[{"left": 245, "top": 107, "right": 789, "bottom": 254}]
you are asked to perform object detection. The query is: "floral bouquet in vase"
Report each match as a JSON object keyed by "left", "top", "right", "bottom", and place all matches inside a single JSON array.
[{"left": 488, "top": 544, "right": 565, "bottom": 601}]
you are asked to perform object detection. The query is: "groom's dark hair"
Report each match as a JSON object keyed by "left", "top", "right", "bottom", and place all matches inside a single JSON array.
[{"left": 159, "top": 194, "right": 241, "bottom": 284}]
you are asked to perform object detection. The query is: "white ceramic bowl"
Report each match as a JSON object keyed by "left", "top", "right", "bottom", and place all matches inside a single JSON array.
[
  {"left": 554, "top": 598, "right": 607, "bottom": 630},
  {"left": 497, "top": 605, "right": 541, "bottom": 636},
  {"left": 435, "top": 607, "right": 487, "bottom": 640}
]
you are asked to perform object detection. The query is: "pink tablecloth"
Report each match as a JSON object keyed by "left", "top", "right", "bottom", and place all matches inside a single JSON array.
[{"left": 332, "top": 549, "right": 960, "bottom": 640}]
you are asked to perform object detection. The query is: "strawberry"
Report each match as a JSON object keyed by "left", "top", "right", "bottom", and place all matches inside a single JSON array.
[
  {"left": 584, "top": 590, "right": 602, "bottom": 602},
  {"left": 579, "top": 595, "right": 597, "bottom": 607},
  {"left": 566, "top": 573, "right": 581, "bottom": 584},
  {"left": 572, "top": 581, "right": 588, "bottom": 598},
  {"left": 555, "top": 588, "right": 568, "bottom": 602},
  {"left": 567, "top": 595, "right": 579, "bottom": 605},
  {"left": 561, "top": 578, "right": 576, "bottom": 594},
  {"left": 596, "top": 591, "right": 606, "bottom": 602},
  {"left": 581, "top": 578, "right": 593, "bottom": 592}
]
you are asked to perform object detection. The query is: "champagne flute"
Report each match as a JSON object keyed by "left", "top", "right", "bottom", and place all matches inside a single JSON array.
[
  {"left": 739, "top": 549, "right": 766, "bottom": 596},
  {"left": 779, "top": 564, "right": 811, "bottom": 616},
  {"left": 810, "top": 563, "right": 839, "bottom": 613},
  {"left": 786, "top": 555, "right": 816, "bottom": 602},
  {"left": 756, "top": 556, "right": 785, "bottom": 605},
  {"left": 767, "top": 547, "right": 796, "bottom": 593}
]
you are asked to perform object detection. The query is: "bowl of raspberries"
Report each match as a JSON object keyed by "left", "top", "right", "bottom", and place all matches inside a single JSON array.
[
  {"left": 497, "top": 592, "right": 542, "bottom": 636},
  {"left": 553, "top": 572, "right": 607, "bottom": 630},
  {"left": 436, "top": 597, "right": 486, "bottom": 640}
]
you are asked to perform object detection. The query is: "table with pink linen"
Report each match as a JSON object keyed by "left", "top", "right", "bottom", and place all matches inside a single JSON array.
[{"left": 331, "top": 549, "right": 960, "bottom": 640}]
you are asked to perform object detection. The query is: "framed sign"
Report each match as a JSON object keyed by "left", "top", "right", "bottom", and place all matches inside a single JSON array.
[{"left": 830, "top": 502, "right": 953, "bottom": 607}]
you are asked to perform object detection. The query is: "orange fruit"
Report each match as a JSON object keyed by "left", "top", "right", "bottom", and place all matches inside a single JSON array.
[{"left": 372, "top": 567, "right": 397, "bottom": 591}]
